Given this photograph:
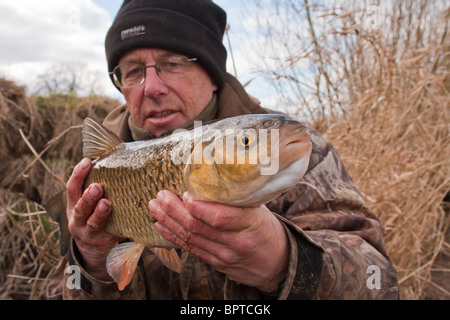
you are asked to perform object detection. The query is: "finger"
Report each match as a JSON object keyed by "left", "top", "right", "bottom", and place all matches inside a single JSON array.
[
  {"left": 72, "top": 183, "right": 103, "bottom": 227},
  {"left": 155, "top": 191, "right": 203, "bottom": 233},
  {"left": 149, "top": 192, "right": 240, "bottom": 254},
  {"left": 150, "top": 193, "right": 259, "bottom": 271},
  {"left": 150, "top": 191, "right": 225, "bottom": 242},
  {"left": 154, "top": 220, "right": 234, "bottom": 267},
  {"left": 149, "top": 193, "right": 198, "bottom": 246},
  {"left": 66, "top": 158, "right": 92, "bottom": 208},
  {"left": 86, "top": 199, "right": 112, "bottom": 232},
  {"left": 182, "top": 192, "right": 249, "bottom": 231},
  {"left": 151, "top": 207, "right": 213, "bottom": 251}
]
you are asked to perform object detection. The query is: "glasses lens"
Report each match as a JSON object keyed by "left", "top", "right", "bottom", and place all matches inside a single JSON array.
[
  {"left": 112, "top": 57, "right": 196, "bottom": 88},
  {"left": 157, "top": 56, "right": 194, "bottom": 82},
  {"left": 114, "top": 63, "right": 144, "bottom": 88}
]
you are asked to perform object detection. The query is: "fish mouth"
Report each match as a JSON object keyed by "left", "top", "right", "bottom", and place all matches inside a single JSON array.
[{"left": 277, "top": 126, "right": 311, "bottom": 170}]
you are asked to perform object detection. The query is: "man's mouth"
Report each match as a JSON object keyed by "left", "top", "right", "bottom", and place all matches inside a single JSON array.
[{"left": 150, "top": 111, "right": 174, "bottom": 118}]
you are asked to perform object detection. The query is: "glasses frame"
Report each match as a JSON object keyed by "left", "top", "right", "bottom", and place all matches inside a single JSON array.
[{"left": 109, "top": 56, "right": 198, "bottom": 89}]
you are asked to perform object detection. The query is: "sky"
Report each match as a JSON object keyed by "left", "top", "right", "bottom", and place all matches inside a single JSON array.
[{"left": 0, "top": 0, "right": 274, "bottom": 105}]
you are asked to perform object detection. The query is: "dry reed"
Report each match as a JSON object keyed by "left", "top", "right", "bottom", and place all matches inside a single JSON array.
[
  {"left": 248, "top": 0, "right": 449, "bottom": 299},
  {"left": 323, "top": 46, "right": 449, "bottom": 299},
  {"left": 0, "top": 189, "right": 60, "bottom": 299},
  {"left": 0, "top": 79, "right": 119, "bottom": 299}
]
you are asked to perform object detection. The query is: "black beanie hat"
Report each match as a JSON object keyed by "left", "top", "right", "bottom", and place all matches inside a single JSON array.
[{"left": 105, "top": 0, "right": 228, "bottom": 91}]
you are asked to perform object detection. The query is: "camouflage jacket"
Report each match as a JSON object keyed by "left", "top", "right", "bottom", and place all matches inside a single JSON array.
[{"left": 47, "top": 74, "right": 399, "bottom": 300}]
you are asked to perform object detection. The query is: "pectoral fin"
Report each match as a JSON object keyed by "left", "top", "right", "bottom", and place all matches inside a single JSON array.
[{"left": 106, "top": 242, "right": 145, "bottom": 291}]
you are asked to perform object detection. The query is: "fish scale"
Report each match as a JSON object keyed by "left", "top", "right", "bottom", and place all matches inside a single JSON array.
[{"left": 85, "top": 144, "right": 186, "bottom": 248}]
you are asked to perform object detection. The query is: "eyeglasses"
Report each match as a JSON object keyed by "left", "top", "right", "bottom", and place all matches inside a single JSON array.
[{"left": 110, "top": 56, "right": 198, "bottom": 88}]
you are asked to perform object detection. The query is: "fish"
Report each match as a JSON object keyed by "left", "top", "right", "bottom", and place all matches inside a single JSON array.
[{"left": 47, "top": 114, "right": 312, "bottom": 291}]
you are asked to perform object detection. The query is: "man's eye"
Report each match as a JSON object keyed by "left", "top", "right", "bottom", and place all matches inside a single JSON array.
[
  {"left": 162, "top": 61, "right": 182, "bottom": 69},
  {"left": 125, "top": 67, "right": 142, "bottom": 78},
  {"left": 159, "top": 57, "right": 190, "bottom": 73}
]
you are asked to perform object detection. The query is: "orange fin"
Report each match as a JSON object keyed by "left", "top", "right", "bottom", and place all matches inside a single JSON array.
[
  {"left": 151, "top": 248, "right": 182, "bottom": 273},
  {"left": 106, "top": 242, "right": 145, "bottom": 291}
]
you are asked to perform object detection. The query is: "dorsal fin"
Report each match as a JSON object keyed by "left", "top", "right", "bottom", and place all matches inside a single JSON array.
[{"left": 82, "top": 117, "right": 123, "bottom": 159}]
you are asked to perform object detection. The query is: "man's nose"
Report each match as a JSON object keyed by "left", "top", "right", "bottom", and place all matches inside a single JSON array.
[{"left": 143, "top": 67, "right": 169, "bottom": 98}]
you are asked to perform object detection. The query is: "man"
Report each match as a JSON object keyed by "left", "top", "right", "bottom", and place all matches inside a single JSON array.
[{"left": 47, "top": 0, "right": 399, "bottom": 299}]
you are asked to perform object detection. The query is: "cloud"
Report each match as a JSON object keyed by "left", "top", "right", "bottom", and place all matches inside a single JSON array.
[
  {"left": 0, "top": 0, "right": 110, "bottom": 63},
  {"left": 0, "top": 0, "right": 122, "bottom": 99},
  {"left": 0, "top": 0, "right": 291, "bottom": 107}
]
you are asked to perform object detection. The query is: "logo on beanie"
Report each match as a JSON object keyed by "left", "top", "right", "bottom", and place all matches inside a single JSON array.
[{"left": 121, "top": 25, "right": 146, "bottom": 40}]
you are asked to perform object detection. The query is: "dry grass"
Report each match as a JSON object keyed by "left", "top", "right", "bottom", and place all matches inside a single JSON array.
[
  {"left": 0, "top": 79, "right": 119, "bottom": 299},
  {"left": 0, "top": 189, "right": 60, "bottom": 299},
  {"left": 320, "top": 4, "right": 450, "bottom": 299},
  {"left": 249, "top": 0, "right": 449, "bottom": 299},
  {"left": 323, "top": 46, "right": 449, "bottom": 299}
]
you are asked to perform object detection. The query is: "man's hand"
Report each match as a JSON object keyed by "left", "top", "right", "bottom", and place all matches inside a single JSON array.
[
  {"left": 66, "top": 158, "right": 121, "bottom": 280},
  {"left": 149, "top": 190, "right": 289, "bottom": 293}
]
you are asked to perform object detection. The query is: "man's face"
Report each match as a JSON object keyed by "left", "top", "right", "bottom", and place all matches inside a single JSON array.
[{"left": 119, "top": 48, "right": 218, "bottom": 137}]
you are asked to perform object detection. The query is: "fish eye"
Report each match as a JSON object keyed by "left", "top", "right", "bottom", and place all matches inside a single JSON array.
[
  {"left": 241, "top": 136, "right": 250, "bottom": 146},
  {"left": 237, "top": 131, "right": 256, "bottom": 148}
]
